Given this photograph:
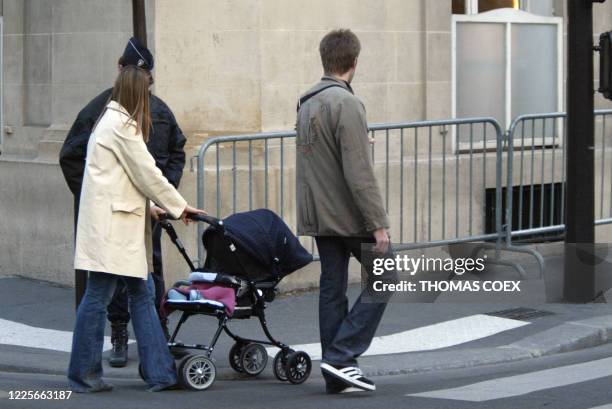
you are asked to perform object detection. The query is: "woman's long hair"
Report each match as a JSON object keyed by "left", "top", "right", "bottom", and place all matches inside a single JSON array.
[{"left": 110, "top": 66, "right": 152, "bottom": 142}]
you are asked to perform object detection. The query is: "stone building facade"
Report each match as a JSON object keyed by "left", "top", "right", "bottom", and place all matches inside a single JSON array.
[{"left": 2, "top": 0, "right": 612, "bottom": 289}]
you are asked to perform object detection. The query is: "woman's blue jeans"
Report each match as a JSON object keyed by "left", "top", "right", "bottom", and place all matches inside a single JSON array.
[{"left": 68, "top": 271, "right": 176, "bottom": 392}]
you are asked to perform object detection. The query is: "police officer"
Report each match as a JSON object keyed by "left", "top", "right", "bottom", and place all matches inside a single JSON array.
[{"left": 59, "top": 37, "right": 186, "bottom": 368}]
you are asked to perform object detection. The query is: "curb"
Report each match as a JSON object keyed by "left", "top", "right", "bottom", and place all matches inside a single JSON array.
[
  {"left": 360, "top": 314, "right": 612, "bottom": 377},
  {"left": 2, "top": 315, "right": 611, "bottom": 380}
]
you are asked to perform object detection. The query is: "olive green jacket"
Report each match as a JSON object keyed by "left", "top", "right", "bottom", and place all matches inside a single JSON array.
[{"left": 296, "top": 77, "right": 389, "bottom": 237}]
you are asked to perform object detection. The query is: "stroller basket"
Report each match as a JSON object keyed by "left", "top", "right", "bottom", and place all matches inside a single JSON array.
[{"left": 156, "top": 209, "right": 313, "bottom": 391}]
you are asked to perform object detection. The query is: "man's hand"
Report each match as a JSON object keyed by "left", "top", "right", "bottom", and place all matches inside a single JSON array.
[
  {"left": 150, "top": 205, "right": 167, "bottom": 221},
  {"left": 180, "top": 205, "right": 207, "bottom": 225},
  {"left": 373, "top": 227, "right": 390, "bottom": 254}
]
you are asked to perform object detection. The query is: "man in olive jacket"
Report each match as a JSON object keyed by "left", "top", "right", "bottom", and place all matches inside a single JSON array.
[{"left": 296, "top": 29, "right": 391, "bottom": 394}]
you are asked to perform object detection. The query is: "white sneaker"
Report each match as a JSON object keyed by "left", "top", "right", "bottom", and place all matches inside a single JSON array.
[{"left": 321, "top": 363, "right": 376, "bottom": 391}]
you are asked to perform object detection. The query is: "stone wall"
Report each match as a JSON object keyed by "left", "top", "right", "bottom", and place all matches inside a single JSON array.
[
  {"left": 153, "top": 0, "right": 452, "bottom": 139},
  {"left": 2, "top": 0, "right": 155, "bottom": 156},
  {"left": 4, "top": 0, "right": 612, "bottom": 291}
]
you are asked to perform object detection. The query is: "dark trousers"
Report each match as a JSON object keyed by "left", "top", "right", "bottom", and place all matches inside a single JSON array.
[
  {"left": 315, "top": 236, "right": 390, "bottom": 369},
  {"left": 107, "top": 220, "right": 165, "bottom": 323}
]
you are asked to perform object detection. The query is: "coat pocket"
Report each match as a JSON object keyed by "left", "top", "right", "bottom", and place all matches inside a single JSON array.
[
  {"left": 111, "top": 202, "right": 145, "bottom": 216},
  {"left": 297, "top": 115, "right": 319, "bottom": 148},
  {"left": 109, "top": 202, "right": 144, "bottom": 245},
  {"left": 301, "top": 185, "right": 317, "bottom": 229}
]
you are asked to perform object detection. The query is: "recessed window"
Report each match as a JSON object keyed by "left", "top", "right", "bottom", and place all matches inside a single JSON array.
[
  {"left": 453, "top": 0, "right": 556, "bottom": 16},
  {"left": 452, "top": 8, "right": 563, "bottom": 148}
]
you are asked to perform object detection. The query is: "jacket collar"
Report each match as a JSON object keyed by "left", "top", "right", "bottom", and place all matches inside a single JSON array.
[
  {"left": 321, "top": 75, "right": 354, "bottom": 94},
  {"left": 106, "top": 100, "right": 130, "bottom": 116}
]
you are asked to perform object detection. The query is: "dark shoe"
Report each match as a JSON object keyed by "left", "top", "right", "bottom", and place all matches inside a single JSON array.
[
  {"left": 72, "top": 381, "right": 114, "bottom": 394},
  {"left": 326, "top": 378, "right": 364, "bottom": 394},
  {"left": 160, "top": 318, "right": 171, "bottom": 341},
  {"left": 147, "top": 383, "right": 182, "bottom": 392},
  {"left": 109, "top": 322, "right": 128, "bottom": 368},
  {"left": 321, "top": 363, "right": 375, "bottom": 392}
]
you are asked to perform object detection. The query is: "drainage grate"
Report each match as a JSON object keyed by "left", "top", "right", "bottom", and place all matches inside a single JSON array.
[{"left": 486, "top": 307, "right": 554, "bottom": 321}]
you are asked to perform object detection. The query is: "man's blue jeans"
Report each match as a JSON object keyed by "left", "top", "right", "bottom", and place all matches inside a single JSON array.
[
  {"left": 68, "top": 271, "right": 176, "bottom": 392},
  {"left": 315, "top": 236, "right": 390, "bottom": 370}
]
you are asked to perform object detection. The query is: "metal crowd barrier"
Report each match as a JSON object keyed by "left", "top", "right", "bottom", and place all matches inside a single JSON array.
[
  {"left": 193, "top": 118, "right": 520, "bottom": 271},
  {"left": 192, "top": 111, "right": 612, "bottom": 277},
  {"left": 505, "top": 110, "right": 612, "bottom": 242}
]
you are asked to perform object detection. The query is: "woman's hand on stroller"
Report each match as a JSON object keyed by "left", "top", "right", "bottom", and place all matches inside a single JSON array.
[
  {"left": 150, "top": 205, "right": 167, "bottom": 221},
  {"left": 181, "top": 205, "right": 208, "bottom": 225}
]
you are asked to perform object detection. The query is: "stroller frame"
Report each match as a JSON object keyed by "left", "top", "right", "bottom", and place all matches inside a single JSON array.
[
  {"left": 157, "top": 214, "right": 312, "bottom": 390},
  {"left": 165, "top": 279, "right": 290, "bottom": 358}
]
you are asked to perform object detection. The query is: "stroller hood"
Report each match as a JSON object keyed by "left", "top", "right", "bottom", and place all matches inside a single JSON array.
[{"left": 207, "top": 209, "right": 313, "bottom": 278}]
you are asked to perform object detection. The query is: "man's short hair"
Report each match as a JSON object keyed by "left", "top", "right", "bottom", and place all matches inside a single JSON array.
[{"left": 319, "top": 29, "right": 361, "bottom": 75}]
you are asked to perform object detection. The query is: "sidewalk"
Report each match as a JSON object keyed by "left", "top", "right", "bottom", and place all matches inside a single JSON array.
[{"left": 1, "top": 269, "right": 612, "bottom": 382}]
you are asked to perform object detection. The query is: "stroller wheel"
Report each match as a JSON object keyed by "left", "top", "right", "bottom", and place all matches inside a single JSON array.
[
  {"left": 178, "top": 354, "right": 216, "bottom": 391},
  {"left": 272, "top": 350, "right": 291, "bottom": 382},
  {"left": 285, "top": 351, "right": 311, "bottom": 385},
  {"left": 240, "top": 343, "right": 268, "bottom": 376},
  {"left": 229, "top": 342, "right": 245, "bottom": 373}
]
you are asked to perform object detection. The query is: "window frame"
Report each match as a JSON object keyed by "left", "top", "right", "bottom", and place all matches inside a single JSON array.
[
  {"left": 451, "top": 8, "right": 564, "bottom": 152},
  {"left": 461, "top": 0, "right": 527, "bottom": 15}
]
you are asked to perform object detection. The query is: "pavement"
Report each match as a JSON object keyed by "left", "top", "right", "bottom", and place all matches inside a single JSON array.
[{"left": 1, "top": 264, "right": 612, "bottom": 383}]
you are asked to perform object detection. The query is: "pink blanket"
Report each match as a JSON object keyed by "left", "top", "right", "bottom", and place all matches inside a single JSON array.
[{"left": 160, "top": 282, "right": 236, "bottom": 317}]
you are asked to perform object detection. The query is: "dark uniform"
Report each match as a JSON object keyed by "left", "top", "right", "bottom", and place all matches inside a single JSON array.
[{"left": 59, "top": 87, "right": 186, "bottom": 348}]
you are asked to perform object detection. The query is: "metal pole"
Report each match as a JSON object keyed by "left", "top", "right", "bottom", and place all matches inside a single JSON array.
[
  {"left": 564, "top": 0, "right": 597, "bottom": 302},
  {"left": 132, "top": 0, "right": 147, "bottom": 46}
]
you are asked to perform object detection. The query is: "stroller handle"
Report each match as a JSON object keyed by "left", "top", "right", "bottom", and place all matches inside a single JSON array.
[
  {"left": 158, "top": 212, "right": 222, "bottom": 227},
  {"left": 187, "top": 213, "right": 223, "bottom": 227},
  {"left": 159, "top": 213, "right": 223, "bottom": 226}
]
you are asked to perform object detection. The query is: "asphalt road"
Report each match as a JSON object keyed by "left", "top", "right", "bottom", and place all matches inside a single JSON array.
[{"left": 3, "top": 342, "right": 612, "bottom": 409}]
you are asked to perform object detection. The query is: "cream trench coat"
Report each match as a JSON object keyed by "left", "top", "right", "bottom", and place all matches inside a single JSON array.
[{"left": 74, "top": 100, "right": 187, "bottom": 279}]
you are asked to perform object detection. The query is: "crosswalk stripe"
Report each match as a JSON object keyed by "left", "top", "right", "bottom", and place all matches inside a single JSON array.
[
  {"left": 407, "top": 356, "right": 612, "bottom": 402},
  {"left": 266, "top": 314, "right": 529, "bottom": 359},
  {"left": 588, "top": 405, "right": 612, "bottom": 409},
  {"left": 0, "top": 318, "right": 134, "bottom": 353}
]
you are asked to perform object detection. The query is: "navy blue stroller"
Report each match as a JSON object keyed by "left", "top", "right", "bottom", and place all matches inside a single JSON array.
[{"left": 155, "top": 209, "right": 313, "bottom": 391}]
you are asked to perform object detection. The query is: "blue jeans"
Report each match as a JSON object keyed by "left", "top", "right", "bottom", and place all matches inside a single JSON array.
[
  {"left": 315, "top": 236, "right": 390, "bottom": 369},
  {"left": 68, "top": 271, "right": 176, "bottom": 392}
]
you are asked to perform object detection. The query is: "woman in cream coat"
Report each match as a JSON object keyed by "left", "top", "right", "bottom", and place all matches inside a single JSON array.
[{"left": 68, "top": 66, "right": 205, "bottom": 393}]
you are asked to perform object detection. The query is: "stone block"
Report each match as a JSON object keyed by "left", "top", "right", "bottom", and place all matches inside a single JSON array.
[
  {"left": 396, "top": 32, "right": 424, "bottom": 83},
  {"left": 51, "top": 83, "right": 101, "bottom": 126},
  {"left": 24, "top": 85, "right": 51, "bottom": 126},
  {"left": 52, "top": 33, "right": 101, "bottom": 85},
  {"left": 24, "top": 0, "right": 52, "bottom": 34},
  {"left": 23, "top": 34, "right": 51, "bottom": 84},
  {"left": 426, "top": 32, "right": 451, "bottom": 82},
  {"left": 260, "top": 30, "right": 303, "bottom": 85},
  {"left": 3, "top": 84, "right": 23, "bottom": 127},
  {"left": 385, "top": 0, "right": 422, "bottom": 32},
  {"left": 207, "top": 31, "right": 260, "bottom": 86},
  {"left": 355, "top": 82, "right": 388, "bottom": 123},
  {"left": 3, "top": 0, "right": 24, "bottom": 35},
  {"left": 386, "top": 82, "right": 425, "bottom": 122},
  {"left": 425, "top": 81, "right": 452, "bottom": 120},
  {"left": 3, "top": 35, "right": 23, "bottom": 85},
  {"left": 425, "top": 0, "right": 452, "bottom": 32},
  {"left": 155, "top": 83, "right": 261, "bottom": 132},
  {"left": 354, "top": 31, "right": 395, "bottom": 84},
  {"left": 52, "top": 0, "right": 124, "bottom": 33},
  {"left": 260, "top": 84, "right": 301, "bottom": 131}
]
